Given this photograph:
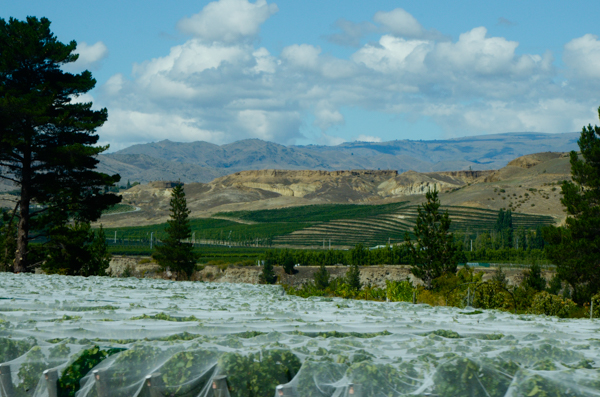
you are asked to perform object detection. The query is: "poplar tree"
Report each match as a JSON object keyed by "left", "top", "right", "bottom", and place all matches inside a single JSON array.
[
  {"left": 0, "top": 17, "right": 120, "bottom": 272},
  {"left": 153, "top": 184, "right": 199, "bottom": 279},
  {"left": 405, "top": 188, "right": 458, "bottom": 289},
  {"left": 544, "top": 107, "right": 600, "bottom": 304}
]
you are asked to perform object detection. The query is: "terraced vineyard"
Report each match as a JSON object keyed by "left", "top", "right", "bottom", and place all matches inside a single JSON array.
[
  {"left": 271, "top": 205, "right": 556, "bottom": 248},
  {"left": 102, "top": 203, "right": 556, "bottom": 249}
]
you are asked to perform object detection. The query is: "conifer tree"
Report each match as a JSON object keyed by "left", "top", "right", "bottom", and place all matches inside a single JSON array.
[
  {"left": 405, "top": 188, "right": 458, "bottom": 289},
  {"left": 522, "top": 263, "right": 546, "bottom": 292},
  {"left": 0, "top": 17, "right": 120, "bottom": 272},
  {"left": 544, "top": 106, "right": 600, "bottom": 303},
  {"left": 314, "top": 263, "right": 330, "bottom": 289},
  {"left": 153, "top": 184, "right": 198, "bottom": 279},
  {"left": 282, "top": 249, "right": 295, "bottom": 275},
  {"left": 262, "top": 250, "right": 276, "bottom": 284},
  {"left": 346, "top": 263, "right": 362, "bottom": 291}
]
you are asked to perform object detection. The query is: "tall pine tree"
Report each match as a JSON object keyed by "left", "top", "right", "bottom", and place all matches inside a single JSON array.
[
  {"left": 544, "top": 107, "right": 600, "bottom": 304},
  {"left": 0, "top": 17, "right": 120, "bottom": 272},
  {"left": 153, "top": 184, "right": 199, "bottom": 279},
  {"left": 405, "top": 188, "right": 458, "bottom": 289}
]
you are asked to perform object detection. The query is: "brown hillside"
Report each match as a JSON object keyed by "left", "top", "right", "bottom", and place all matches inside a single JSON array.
[{"left": 97, "top": 152, "right": 573, "bottom": 228}]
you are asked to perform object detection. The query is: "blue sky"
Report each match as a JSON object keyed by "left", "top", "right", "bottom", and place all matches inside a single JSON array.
[{"left": 3, "top": 1, "right": 600, "bottom": 150}]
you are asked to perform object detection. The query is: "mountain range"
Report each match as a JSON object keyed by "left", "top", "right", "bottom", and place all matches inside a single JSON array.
[{"left": 97, "top": 132, "right": 580, "bottom": 184}]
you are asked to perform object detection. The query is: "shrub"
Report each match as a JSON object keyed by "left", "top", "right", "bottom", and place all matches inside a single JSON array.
[
  {"left": 473, "top": 281, "right": 513, "bottom": 310},
  {"left": 528, "top": 292, "right": 576, "bottom": 318},
  {"left": 590, "top": 293, "right": 600, "bottom": 318},
  {"left": 386, "top": 279, "right": 414, "bottom": 302}
]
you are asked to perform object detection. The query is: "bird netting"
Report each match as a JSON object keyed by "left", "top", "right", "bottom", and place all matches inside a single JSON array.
[{"left": 1, "top": 273, "right": 599, "bottom": 397}]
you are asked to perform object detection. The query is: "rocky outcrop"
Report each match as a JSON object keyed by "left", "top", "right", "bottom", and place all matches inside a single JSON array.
[{"left": 108, "top": 256, "right": 552, "bottom": 288}]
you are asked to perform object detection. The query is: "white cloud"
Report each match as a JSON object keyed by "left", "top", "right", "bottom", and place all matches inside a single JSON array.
[
  {"left": 373, "top": 8, "right": 445, "bottom": 41},
  {"left": 177, "top": 0, "right": 278, "bottom": 43},
  {"left": 97, "top": 6, "right": 600, "bottom": 149},
  {"left": 313, "top": 102, "right": 345, "bottom": 130},
  {"left": 236, "top": 109, "right": 302, "bottom": 142},
  {"left": 100, "top": 109, "right": 224, "bottom": 148},
  {"left": 281, "top": 44, "right": 321, "bottom": 70},
  {"left": 353, "top": 35, "right": 431, "bottom": 74},
  {"left": 564, "top": 34, "right": 600, "bottom": 80},
  {"left": 374, "top": 8, "right": 424, "bottom": 38},
  {"left": 356, "top": 135, "right": 382, "bottom": 142},
  {"left": 63, "top": 41, "right": 108, "bottom": 72}
]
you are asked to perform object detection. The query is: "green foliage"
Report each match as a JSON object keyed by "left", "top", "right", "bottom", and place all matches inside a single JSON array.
[
  {"left": 105, "top": 219, "right": 309, "bottom": 248},
  {"left": 314, "top": 263, "right": 330, "bottom": 289},
  {"left": 0, "top": 337, "right": 36, "bottom": 363},
  {"left": 57, "top": 346, "right": 120, "bottom": 397},
  {"left": 522, "top": 263, "right": 546, "bottom": 292},
  {"left": 433, "top": 357, "right": 517, "bottom": 397},
  {"left": 345, "top": 263, "right": 362, "bottom": 292},
  {"left": 350, "top": 243, "right": 367, "bottom": 266},
  {"left": 161, "top": 349, "right": 219, "bottom": 395},
  {"left": 406, "top": 189, "right": 459, "bottom": 289},
  {"left": 528, "top": 291, "right": 577, "bottom": 318},
  {"left": 261, "top": 251, "right": 276, "bottom": 284},
  {"left": 217, "top": 349, "right": 301, "bottom": 397},
  {"left": 153, "top": 185, "right": 199, "bottom": 279},
  {"left": 17, "top": 346, "right": 47, "bottom": 395},
  {"left": 216, "top": 202, "right": 409, "bottom": 223},
  {"left": 40, "top": 223, "right": 111, "bottom": 276},
  {"left": 0, "top": 17, "right": 121, "bottom": 272},
  {"left": 296, "top": 360, "right": 346, "bottom": 397},
  {"left": 491, "top": 266, "right": 508, "bottom": 288},
  {"left": 547, "top": 274, "right": 563, "bottom": 295},
  {"left": 281, "top": 249, "right": 295, "bottom": 275},
  {"left": 385, "top": 279, "right": 414, "bottom": 302},
  {"left": 544, "top": 107, "right": 600, "bottom": 304},
  {"left": 346, "top": 361, "right": 419, "bottom": 395},
  {"left": 473, "top": 281, "right": 513, "bottom": 310},
  {"left": 102, "top": 204, "right": 135, "bottom": 215},
  {"left": 0, "top": 208, "right": 17, "bottom": 271}
]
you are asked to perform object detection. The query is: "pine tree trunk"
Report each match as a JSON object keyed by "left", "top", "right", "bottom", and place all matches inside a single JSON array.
[{"left": 14, "top": 149, "right": 31, "bottom": 273}]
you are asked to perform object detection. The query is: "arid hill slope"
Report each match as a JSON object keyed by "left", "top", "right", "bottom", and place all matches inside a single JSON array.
[{"left": 96, "top": 152, "right": 571, "bottom": 228}]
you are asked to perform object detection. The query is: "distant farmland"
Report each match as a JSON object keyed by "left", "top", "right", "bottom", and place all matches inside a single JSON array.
[{"left": 103, "top": 203, "right": 555, "bottom": 250}]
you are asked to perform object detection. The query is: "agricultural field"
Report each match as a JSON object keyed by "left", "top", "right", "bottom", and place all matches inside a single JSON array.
[
  {"left": 101, "top": 204, "right": 137, "bottom": 216},
  {"left": 103, "top": 203, "right": 556, "bottom": 250},
  {"left": 1, "top": 273, "right": 599, "bottom": 396}
]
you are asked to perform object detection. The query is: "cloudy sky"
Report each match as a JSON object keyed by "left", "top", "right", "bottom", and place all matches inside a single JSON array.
[{"left": 4, "top": 0, "right": 600, "bottom": 150}]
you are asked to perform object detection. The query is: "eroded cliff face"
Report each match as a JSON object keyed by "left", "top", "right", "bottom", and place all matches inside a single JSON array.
[{"left": 117, "top": 168, "right": 495, "bottom": 215}]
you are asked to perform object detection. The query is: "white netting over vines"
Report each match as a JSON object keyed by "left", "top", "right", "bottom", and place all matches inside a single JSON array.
[{"left": 1, "top": 273, "right": 600, "bottom": 397}]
